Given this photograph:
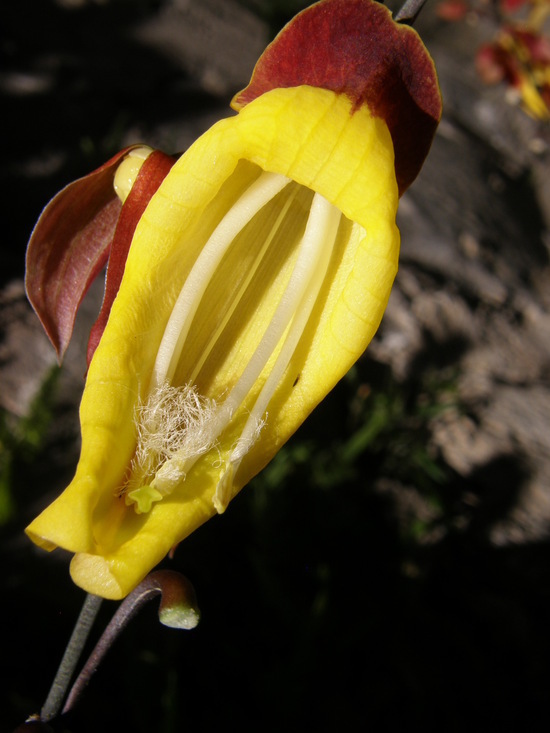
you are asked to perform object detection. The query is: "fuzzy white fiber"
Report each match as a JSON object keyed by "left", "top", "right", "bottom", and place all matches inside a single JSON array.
[{"left": 128, "top": 383, "right": 220, "bottom": 494}]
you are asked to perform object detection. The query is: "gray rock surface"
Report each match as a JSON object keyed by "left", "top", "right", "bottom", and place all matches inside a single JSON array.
[{"left": 369, "top": 10, "right": 550, "bottom": 543}]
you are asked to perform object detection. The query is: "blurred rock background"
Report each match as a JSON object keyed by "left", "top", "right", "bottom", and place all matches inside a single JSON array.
[{"left": 2, "top": 1, "right": 550, "bottom": 731}]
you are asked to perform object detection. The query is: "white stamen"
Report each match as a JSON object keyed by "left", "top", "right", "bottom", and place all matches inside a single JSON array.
[
  {"left": 152, "top": 171, "right": 291, "bottom": 391},
  {"left": 155, "top": 191, "right": 336, "bottom": 503},
  {"left": 188, "top": 188, "right": 299, "bottom": 386},
  {"left": 127, "top": 176, "right": 342, "bottom": 515},
  {"left": 212, "top": 193, "right": 341, "bottom": 432},
  {"left": 229, "top": 194, "right": 340, "bottom": 462},
  {"left": 213, "top": 193, "right": 341, "bottom": 511}
]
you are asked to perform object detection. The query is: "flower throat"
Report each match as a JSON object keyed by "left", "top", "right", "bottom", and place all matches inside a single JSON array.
[{"left": 115, "top": 164, "right": 342, "bottom": 514}]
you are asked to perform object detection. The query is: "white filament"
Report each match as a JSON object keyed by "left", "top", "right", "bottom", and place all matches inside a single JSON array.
[
  {"left": 152, "top": 171, "right": 291, "bottom": 390},
  {"left": 212, "top": 194, "right": 340, "bottom": 427},
  {"left": 187, "top": 187, "right": 299, "bottom": 386},
  {"left": 213, "top": 193, "right": 341, "bottom": 510}
]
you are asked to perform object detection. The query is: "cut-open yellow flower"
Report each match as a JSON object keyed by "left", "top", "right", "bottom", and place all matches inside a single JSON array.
[
  {"left": 25, "top": 0, "right": 441, "bottom": 599},
  {"left": 27, "top": 86, "right": 398, "bottom": 597}
]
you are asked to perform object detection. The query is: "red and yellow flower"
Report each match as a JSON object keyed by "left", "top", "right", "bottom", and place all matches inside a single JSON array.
[{"left": 25, "top": 0, "right": 441, "bottom": 599}]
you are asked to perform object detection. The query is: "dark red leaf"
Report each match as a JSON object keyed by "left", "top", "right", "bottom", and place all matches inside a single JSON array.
[
  {"left": 86, "top": 150, "right": 176, "bottom": 365},
  {"left": 25, "top": 147, "right": 140, "bottom": 361},
  {"left": 232, "top": 0, "right": 442, "bottom": 196}
]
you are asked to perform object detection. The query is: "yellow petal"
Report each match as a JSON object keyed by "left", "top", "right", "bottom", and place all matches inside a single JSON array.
[{"left": 26, "top": 86, "right": 399, "bottom": 599}]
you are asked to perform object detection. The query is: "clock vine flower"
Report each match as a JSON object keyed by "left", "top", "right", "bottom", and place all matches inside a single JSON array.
[{"left": 25, "top": 0, "right": 441, "bottom": 599}]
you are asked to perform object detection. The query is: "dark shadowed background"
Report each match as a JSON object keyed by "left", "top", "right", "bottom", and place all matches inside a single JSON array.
[{"left": 2, "top": 1, "right": 550, "bottom": 731}]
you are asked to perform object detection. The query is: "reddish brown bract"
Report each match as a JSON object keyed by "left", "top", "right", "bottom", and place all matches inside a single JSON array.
[
  {"left": 25, "top": 147, "right": 174, "bottom": 364},
  {"left": 25, "top": 148, "right": 131, "bottom": 361}
]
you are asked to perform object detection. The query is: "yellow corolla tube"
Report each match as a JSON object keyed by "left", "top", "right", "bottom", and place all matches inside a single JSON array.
[{"left": 26, "top": 86, "right": 399, "bottom": 598}]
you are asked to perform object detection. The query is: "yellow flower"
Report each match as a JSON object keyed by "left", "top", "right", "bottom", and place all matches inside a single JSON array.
[{"left": 25, "top": 0, "right": 441, "bottom": 599}]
